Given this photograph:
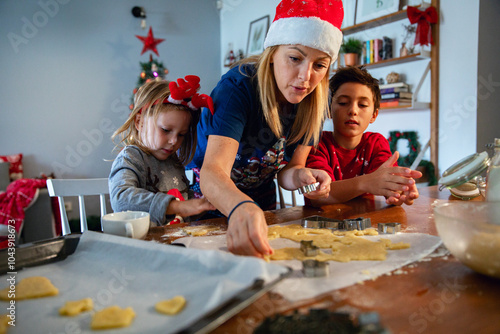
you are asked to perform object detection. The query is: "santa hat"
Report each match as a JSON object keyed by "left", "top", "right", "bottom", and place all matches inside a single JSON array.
[{"left": 263, "top": 0, "right": 344, "bottom": 61}]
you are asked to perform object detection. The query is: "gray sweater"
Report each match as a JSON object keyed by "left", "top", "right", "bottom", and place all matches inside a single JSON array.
[{"left": 109, "top": 145, "right": 189, "bottom": 226}]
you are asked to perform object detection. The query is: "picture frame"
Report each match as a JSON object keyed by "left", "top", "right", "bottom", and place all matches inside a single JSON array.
[
  {"left": 246, "top": 15, "right": 269, "bottom": 56},
  {"left": 341, "top": 0, "right": 358, "bottom": 29},
  {"left": 355, "top": 0, "right": 400, "bottom": 24}
]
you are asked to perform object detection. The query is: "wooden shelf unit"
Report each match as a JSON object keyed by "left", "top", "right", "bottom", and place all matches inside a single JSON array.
[{"left": 339, "top": 1, "right": 440, "bottom": 172}]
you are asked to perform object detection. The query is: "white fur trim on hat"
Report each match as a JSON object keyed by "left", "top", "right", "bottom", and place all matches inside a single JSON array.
[{"left": 263, "top": 16, "right": 343, "bottom": 62}]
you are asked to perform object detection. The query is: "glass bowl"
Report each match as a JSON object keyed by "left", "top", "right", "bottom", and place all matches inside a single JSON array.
[{"left": 433, "top": 201, "right": 500, "bottom": 279}]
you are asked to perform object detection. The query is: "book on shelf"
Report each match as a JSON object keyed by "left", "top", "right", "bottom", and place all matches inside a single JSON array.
[
  {"left": 366, "top": 40, "right": 371, "bottom": 64},
  {"left": 381, "top": 92, "right": 413, "bottom": 99},
  {"left": 373, "top": 39, "right": 383, "bottom": 63},
  {"left": 380, "top": 86, "right": 410, "bottom": 94},
  {"left": 379, "top": 82, "right": 409, "bottom": 89},
  {"left": 370, "top": 39, "right": 374, "bottom": 63},
  {"left": 380, "top": 99, "right": 412, "bottom": 108},
  {"left": 361, "top": 41, "right": 367, "bottom": 65}
]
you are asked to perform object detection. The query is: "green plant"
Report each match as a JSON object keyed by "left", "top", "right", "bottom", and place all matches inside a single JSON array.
[{"left": 340, "top": 38, "right": 363, "bottom": 55}]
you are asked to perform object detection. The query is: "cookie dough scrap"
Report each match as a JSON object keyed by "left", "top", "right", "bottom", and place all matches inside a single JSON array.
[
  {"left": 0, "top": 276, "right": 58, "bottom": 301},
  {"left": 0, "top": 314, "right": 11, "bottom": 334},
  {"left": 59, "top": 298, "right": 93, "bottom": 316},
  {"left": 155, "top": 296, "right": 186, "bottom": 315},
  {"left": 91, "top": 306, "right": 135, "bottom": 330},
  {"left": 182, "top": 225, "right": 219, "bottom": 236}
]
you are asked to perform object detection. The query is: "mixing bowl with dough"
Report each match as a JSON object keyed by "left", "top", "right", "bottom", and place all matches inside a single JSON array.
[{"left": 433, "top": 201, "right": 500, "bottom": 279}]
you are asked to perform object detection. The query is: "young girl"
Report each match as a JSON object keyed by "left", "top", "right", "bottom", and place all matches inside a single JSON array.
[{"left": 109, "top": 76, "right": 215, "bottom": 226}]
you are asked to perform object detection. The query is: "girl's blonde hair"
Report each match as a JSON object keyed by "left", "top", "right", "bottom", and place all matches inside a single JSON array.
[
  {"left": 238, "top": 45, "right": 330, "bottom": 146},
  {"left": 112, "top": 80, "right": 199, "bottom": 166}
]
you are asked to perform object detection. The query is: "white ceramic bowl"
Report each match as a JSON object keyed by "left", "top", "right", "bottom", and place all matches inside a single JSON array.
[
  {"left": 433, "top": 201, "right": 500, "bottom": 279},
  {"left": 101, "top": 211, "right": 150, "bottom": 240}
]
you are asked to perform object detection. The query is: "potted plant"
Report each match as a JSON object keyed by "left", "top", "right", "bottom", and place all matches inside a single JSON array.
[{"left": 340, "top": 38, "right": 363, "bottom": 66}]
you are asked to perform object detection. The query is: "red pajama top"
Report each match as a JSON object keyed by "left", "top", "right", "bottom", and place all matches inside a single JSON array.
[{"left": 306, "top": 131, "right": 394, "bottom": 181}]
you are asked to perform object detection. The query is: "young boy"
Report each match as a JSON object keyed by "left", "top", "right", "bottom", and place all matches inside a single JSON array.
[{"left": 306, "top": 66, "right": 421, "bottom": 206}]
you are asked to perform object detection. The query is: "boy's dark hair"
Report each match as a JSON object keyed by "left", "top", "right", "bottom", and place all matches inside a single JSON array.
[{"left": 329, "top": 66, "right": 381, "bottom": 111}]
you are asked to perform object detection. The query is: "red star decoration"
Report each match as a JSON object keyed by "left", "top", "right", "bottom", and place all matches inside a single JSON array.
[{"left": 136, "top": 27, "right": 165, "bottom": 56}]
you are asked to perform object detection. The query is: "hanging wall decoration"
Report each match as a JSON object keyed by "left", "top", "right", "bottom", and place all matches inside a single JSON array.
[
  {"left": 407, "top": 5, "right": 438, "bottom": 46},
  {"left": 136, "top": 26, "right": 165, "bottom": 56}
]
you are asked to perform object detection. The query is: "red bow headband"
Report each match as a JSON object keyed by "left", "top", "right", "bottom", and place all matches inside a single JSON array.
[{"left": 142, "top": 75, "right": 214, "bottom": 115}]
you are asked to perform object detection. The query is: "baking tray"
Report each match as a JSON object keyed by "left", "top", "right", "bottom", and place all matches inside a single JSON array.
[
  {"left": 0, "top": 235, "right": 291, "bottom": 334},
  {"left": 0, "top": 234, "right": 80, "bottom": 274}
]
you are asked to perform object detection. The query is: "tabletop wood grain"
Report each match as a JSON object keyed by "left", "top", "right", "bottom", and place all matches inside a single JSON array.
[{"left": 146, "top": 186, "right": 500, "bottom": 334}]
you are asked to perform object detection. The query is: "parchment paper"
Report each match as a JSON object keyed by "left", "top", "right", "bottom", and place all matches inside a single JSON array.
[
  {"left": 1, "top": 231, "right": 288, "bottom": 334},
  {"left": 174, "top": 223, "right": 442, "bottom": 302}
]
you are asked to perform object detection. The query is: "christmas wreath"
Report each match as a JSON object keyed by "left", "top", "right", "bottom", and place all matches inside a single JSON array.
[
  {"left": 387, "top": 131, "right": 437, "bottom": 186},
  {"left": 388, "top": 131, "right": 419, "bottom": 166}
]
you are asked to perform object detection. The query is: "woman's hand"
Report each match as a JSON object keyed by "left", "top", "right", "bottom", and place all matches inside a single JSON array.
[
  {"left": 278, "top": 145, "right": 331, "bottom": 199},
  {"left": 225, "top": 202, "right": 273, "bottom": 258},
  {"left": 297, "top": 167, "right": 331, "bottom": 200},
  {"left": 200, "top": 135, "right": 273, "bottom": 258}
]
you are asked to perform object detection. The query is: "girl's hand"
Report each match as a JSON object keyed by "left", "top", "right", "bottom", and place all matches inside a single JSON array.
[
  {"left": 167, "top": 197, "right": 216, "bottom": 217},
  {"left": 226, "top": 202, "right": 273, "bottom": 259}
]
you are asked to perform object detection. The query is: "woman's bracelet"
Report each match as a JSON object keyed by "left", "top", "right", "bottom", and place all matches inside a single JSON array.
[{"left": 227, "top": 200, "right": 259, "bottom": 223}]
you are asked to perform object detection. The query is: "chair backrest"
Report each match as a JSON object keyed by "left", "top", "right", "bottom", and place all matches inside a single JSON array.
[
  {"left": 275, "top": 178, "right": 299, "bottom": 209},
  {"left": 46, "top": 178, "right": 109, "bottom": 235}
]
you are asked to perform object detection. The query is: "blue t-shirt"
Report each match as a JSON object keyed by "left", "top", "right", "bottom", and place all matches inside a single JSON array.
[{"left": 192, "top": 65, "right": 302, "bottom": 209}]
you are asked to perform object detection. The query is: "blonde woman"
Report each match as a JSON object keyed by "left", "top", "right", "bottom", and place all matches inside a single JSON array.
[{"left": 192, "top": 0, "right": 344, "bottom": 258}]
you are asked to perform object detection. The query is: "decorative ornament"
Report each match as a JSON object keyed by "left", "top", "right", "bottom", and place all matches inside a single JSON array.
[
  {"left": 407, "top": 6, "right": 438, "bottom": 46},
  {"left": 388, "top": 131, "right": 437, "bottom": 186},
  {"left": 130, "top": 55, "right": 168, "bottom": 109},
  {"left": 135, "top": 27, "right": 165, "bottom": 56},
  {"left": 386, "top": 72, "right": 400, "bottom": 84}
]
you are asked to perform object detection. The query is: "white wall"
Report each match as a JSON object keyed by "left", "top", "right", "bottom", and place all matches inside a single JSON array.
[
  {"left": 0, "top": 0, "right": 220, "bottom": 218},
  {"left": 219, "top": 0, "right": 280, "bottom": 74},
  {"left": 438, "top": 0, "right": 479, "bottom": 174},
  {"left": 0, "top": 0, "right": 220, "bottom": 180}
]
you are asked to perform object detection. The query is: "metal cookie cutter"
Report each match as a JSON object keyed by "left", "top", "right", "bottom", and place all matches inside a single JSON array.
[
  {"left": 378, "top": 222, "right": 401, "bottom": 234},
  {"left": 302, "top": 259, "right": 329, "bottom": 277},
  {"left": 300, "top": 240, "right": 319, "bottom": 257},
  {"left": 301, "top": 215, "right": 343, "bottom": 230},
  {"left": 297, "top": 182, "right": 320, "bottom": 195},
  {"left": 343, "top": 217, "right": 372, "bottom": 231}
]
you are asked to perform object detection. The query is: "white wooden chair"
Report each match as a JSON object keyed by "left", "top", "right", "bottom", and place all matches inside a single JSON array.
[
  {"left": 46, "top": 178, "right": 109, "bottom": 235},
  {"left": 275, "top": 178, "right": 303, "bottom": 208}
]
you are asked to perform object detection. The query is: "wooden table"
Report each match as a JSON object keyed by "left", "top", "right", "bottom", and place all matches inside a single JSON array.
[{"left": 146, "top": 186, "right": 500, "bottom": 333}]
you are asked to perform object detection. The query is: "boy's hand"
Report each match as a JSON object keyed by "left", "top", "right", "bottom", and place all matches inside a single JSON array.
[
  {"left": 365, "top": 152, "right": 422, "bottom": 204},
  {"left": 386, "top": 182, "right": 420, "bottom": 206}
]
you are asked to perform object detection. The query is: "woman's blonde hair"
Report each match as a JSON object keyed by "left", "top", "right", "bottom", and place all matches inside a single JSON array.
[
  {"left": 237, "top": 45, "right": 330, "bottom": 146},
  {"left": 112, "top": 80, "right": 199, "bottom": 166}
]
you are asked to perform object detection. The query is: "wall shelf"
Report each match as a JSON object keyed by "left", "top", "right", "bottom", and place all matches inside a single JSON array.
[
  {"left": 362, "top": 51, "right": 430, "bottom": 70},
  {"left": 380, "top": 102, "right": 431, "bottom": 112},
  {"left": 343, "top": 9, "right": 410, "bottom": 36}
]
